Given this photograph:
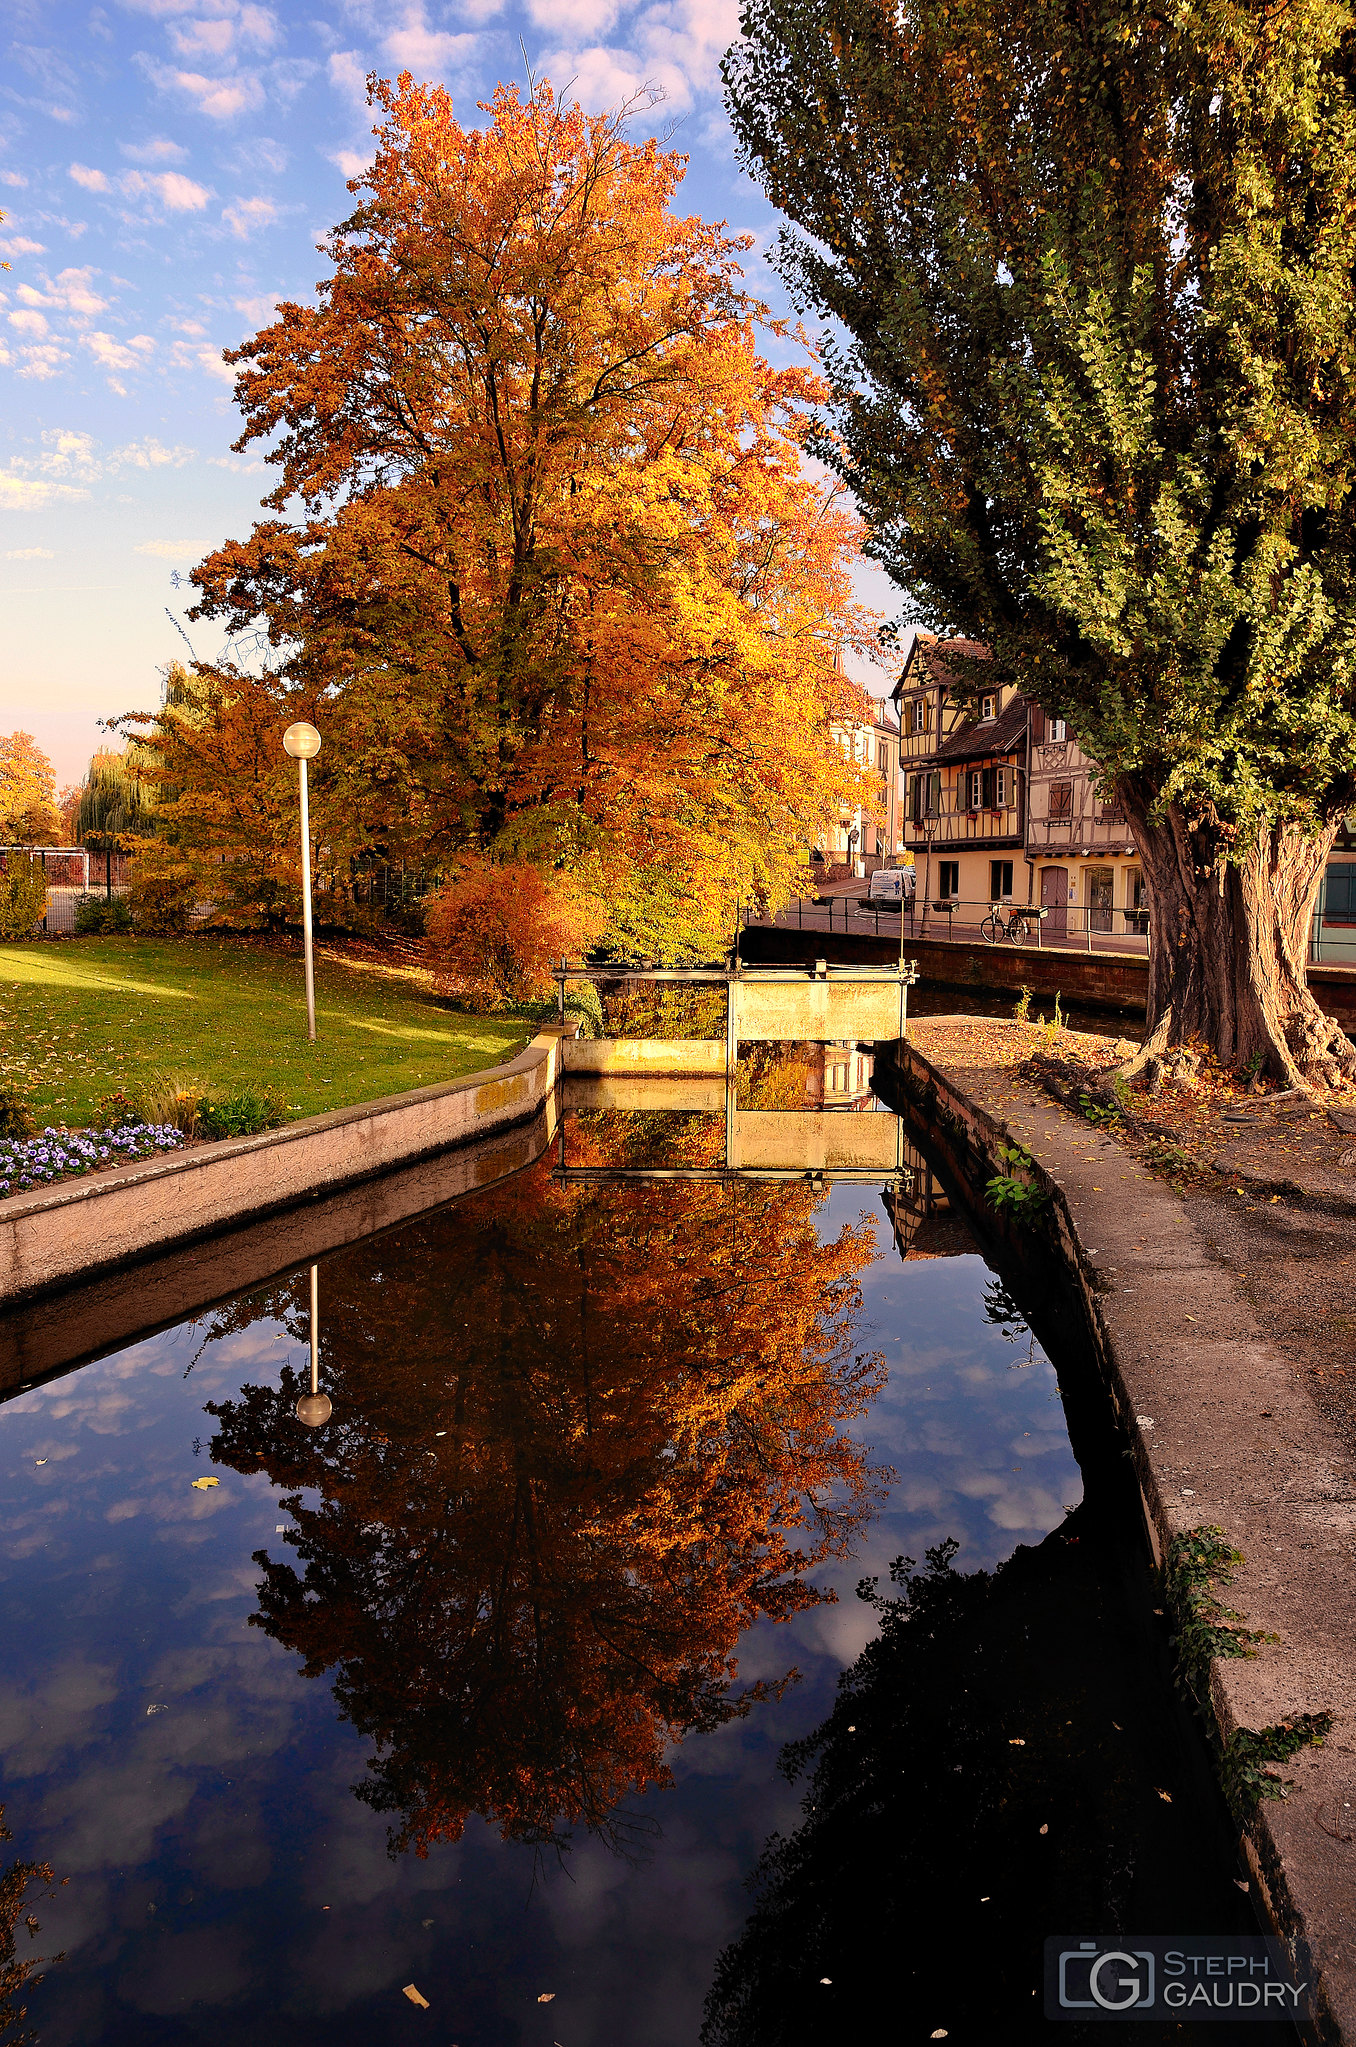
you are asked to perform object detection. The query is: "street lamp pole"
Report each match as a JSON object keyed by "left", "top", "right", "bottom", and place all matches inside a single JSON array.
[{"left": 282, "top": 722, "right": 322, "bottom": 1042}]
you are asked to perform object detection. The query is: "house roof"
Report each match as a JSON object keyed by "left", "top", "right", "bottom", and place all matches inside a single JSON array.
[
  {"left": 933, "top": 692, "right": 1030, "bottom": 765},
  {"left": 893, "top": 632, "right": 991, "bottom": 701}
]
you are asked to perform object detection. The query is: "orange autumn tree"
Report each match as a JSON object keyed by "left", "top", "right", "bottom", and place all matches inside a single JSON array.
[
  {"left": 189, "top": 74, "right": 876, "bottom": 963},
  {"left": 114, "top": 662, "right": 325, "bottom": 927},
  {"left": 204, "top": 1136, "right": 885, "bottom": 1856}
]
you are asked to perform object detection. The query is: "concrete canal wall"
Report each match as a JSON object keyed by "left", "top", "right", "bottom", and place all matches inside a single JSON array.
[{"left": 881, "top": 1030, "right": 1356, "bottom": 2044}]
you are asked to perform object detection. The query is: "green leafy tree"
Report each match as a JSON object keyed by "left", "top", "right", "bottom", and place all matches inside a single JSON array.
[
  {"left": 75, "top": 745, "right": 156, "bottom": 898},
  {"left": 725, "top": 0, "right": 1356, "bottom": 1084}
]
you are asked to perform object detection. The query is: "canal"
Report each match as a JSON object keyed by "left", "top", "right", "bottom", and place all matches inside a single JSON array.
[{"left": 0, "top": 1076, "right": 1290, "bottom": 2043}]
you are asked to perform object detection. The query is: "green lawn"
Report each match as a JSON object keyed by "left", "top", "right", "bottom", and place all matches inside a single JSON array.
[{"left": 0, "top": 935, "right": 534, "bottom": 1128}]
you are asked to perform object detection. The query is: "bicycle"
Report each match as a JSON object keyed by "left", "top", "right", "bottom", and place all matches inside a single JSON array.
[{"left": 981, "top": 903, "right": 1041, "bottom": 944}]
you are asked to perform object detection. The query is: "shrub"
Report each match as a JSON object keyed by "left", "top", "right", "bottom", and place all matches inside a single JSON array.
[
  {"left": 75, "top": 893, "right": 133, "bottom": 935},
  {"left": 0, "top": 1083, "right": 35, "bottom": 1139},
  {"left": 196, "top": 1087, "right": 286, "bottom": 1139},
  {"left": 124, "top": 1072, "right": 287, "bottom": 1139},
  {"left": 985, "top": 1143, "right": 1050, "bottom": 1220},
  {"left": 426, "top": 860, "right": 607, "bottom": 1007},
  {"left": 561, "top": 979, "right": 604, "bottom": 1038},
  {"left": 129, "top": 852, "right": 200, "bottom": 935},
  {"left": 0, "top": 856, "right": 47, "bottom": 942}
]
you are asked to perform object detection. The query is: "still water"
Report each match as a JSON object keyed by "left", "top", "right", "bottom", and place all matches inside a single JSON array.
[{"left": 0, "top": 1100, "right": 1278, "bottom": 2043}]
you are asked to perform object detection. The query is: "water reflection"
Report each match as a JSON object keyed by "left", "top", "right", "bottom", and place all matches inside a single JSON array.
[{"left": 200, "top": 1121, "right": 887, "bottom": 1859}]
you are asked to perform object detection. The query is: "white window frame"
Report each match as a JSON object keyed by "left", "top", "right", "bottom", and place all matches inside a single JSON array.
[{"left": 980, "top": 693, "right": 997, "bottom": 721}]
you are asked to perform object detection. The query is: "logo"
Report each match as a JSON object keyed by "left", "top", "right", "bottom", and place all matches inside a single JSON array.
[
  {"left": 1043, "top": 1938, "right": 1313, "bottom": 2022},
  {"left": 1059, "top": 1945, "right": 1154, "bottom": 2011}
]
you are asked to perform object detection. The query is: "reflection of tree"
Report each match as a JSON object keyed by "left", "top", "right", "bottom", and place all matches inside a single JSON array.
[
  {"left": 204, "top": 1143, "right": 884, "bottom": 1858},
  {"left": 0, "top": 1808, "right": 64, "bottom": 2047},
  {"left": 702, "top": 1512, "right": 1254, "bottom": 2044}
]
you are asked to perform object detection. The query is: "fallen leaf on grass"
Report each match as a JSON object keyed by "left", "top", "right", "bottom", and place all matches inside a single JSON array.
[
  {"left": 402, "top": 1984, "right": 429, "bottom": 2008},
  {"left": 190, "top": 1476, "right": 219, "bottom": 1490}
]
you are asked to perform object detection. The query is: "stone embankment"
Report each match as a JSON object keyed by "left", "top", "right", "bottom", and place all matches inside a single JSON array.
[{"left": 885, "top": 1018, "right": 1356, "bottom": 2044}]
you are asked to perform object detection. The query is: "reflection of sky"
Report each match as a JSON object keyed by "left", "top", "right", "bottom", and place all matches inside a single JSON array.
[{"left": 0, "top": 1179, "right": 1080, "bottom": 2045}]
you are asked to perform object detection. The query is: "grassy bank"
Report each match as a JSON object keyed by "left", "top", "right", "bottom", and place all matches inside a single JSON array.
[{"left": 0, "top": 935, "right": 532, "bottom": 1127}]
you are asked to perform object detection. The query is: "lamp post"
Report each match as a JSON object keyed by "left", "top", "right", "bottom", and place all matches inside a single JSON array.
[
  {"left": 295, "top": 1263, "right": 332, "bottom": 1428},
  {"left": 282, "top": 721, "right": 321, "bottom": 1042}
]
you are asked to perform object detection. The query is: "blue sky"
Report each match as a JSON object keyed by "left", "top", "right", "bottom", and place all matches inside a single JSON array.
[{"left": 2, "top": 0, "right": 895, "bottom": 796}]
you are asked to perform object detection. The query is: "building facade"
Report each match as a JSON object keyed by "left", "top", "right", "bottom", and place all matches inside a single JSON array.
[
  {"left": 893, "top": 634, "right": 1144, "bottom": 937},
  {"left": 820, "top": 696, "right": 903, "bottom": 876}
]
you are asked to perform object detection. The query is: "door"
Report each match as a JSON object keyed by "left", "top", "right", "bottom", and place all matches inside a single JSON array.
[
  {"left": 1088, "top": 865, "right": 1113, "bottom": 934},
  {"left": 1040, "top": 866, "right": 1067, "bottom": 939}
]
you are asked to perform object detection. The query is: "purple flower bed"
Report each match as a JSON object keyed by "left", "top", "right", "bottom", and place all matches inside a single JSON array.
[{"left": 0, "top": 1123, "right": 185, "bottom": 1198}]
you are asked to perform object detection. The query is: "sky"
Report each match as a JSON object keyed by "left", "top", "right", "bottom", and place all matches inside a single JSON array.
[{"left": 0, "top": 0, "right": 897, "bottom": 799}]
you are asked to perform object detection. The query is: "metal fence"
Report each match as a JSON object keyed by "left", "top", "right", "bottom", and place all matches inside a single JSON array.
[{"left": 745, "top": 895, "right": 1152, "bottom": 956}]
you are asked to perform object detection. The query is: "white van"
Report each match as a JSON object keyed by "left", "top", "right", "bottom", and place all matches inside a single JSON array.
[{"left": 866, "top": 866, "right": 917, "bottom": 908}]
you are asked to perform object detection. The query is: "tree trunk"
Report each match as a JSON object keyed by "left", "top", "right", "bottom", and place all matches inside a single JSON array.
[{"left": 1120, "top": 785, "right": 1356, "bottom": 1090}]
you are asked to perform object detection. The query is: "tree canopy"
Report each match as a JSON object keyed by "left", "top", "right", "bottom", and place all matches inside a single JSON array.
[
  {"left": 725, "top": 0, "right": 1356, "bottom": 1081},
  {"left": 0, "top": 733, "right": 59, "bottom": 848},
  {"left": 184, "top": 75, "right": 876, "bottom": 961}
]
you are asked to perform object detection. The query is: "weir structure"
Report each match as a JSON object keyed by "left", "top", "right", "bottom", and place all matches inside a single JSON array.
[{"left": 552, "top": 955, "right": 919, "bottom": 1185}]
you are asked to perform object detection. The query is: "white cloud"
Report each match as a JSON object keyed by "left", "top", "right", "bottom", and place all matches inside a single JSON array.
[
  {"left": 82, "top": 329, "right": 156, "bottom": 372},
  {"left": 543, "top": 42, "right": 664, "bottom": 111},
  {"left": 374, "top": 6, "right": 478, "bottom": 74},
  {"left": 119, "top": 137, "right": 189, "bottom": 164},
  {"left": 13, "top": 343, "right": 71, "bottom": 379},
  {"left": 5, "top": 546, "right": 55, "bottom": 558},
  {"left": 222, "top": 194, "right": 278, "bottom": 237},
  {"left": 0, "top": 172, "right": 30, "bottom": 188},
  {"left": 0, "top": 429, "right": 96, "bottom": 503},
  {"left": 232, "top": 291, "right": 278, "bottom": 324},
  {"left": 134, "top": 538, "right": 206, "bottom": 558},
  {"left": 121, "top": 169, "right": 212, "bottom": 210},
  {"left": 114, "top": 437, "right": 195, "bottom": 468},
  {"left": 526, "top": 0, "right": 621, "bottom": 35},
  {"left": 170, "top": 339, "right": 235, "bottom": 382},
  {"left": 69, "top": 163, "right": 111, "bottom": 192},
  {"left": 0, "top": 235, "right": 47, "bottom": 257},
  {"left": 326, "top": 147, "right": 372, "bottom": 180},
  {"left": 18, "top": 267, "right": 110, "bottom": 317},
  {"left": 144, "top": 61, "right": 266, "bottom": 121},
  {"left": 8, "top": 307, "right": 49, "bottom": 336},
  {"left": 327, "top": 50, "right": 369, "bottom": 104}
]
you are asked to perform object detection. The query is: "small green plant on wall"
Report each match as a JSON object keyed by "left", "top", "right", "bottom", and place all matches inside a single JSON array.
[{"left": 986, "top": 1143, "right": 1050, "bottom": 1220}]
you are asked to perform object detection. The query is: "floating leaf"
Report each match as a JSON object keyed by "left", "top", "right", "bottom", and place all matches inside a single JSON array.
[
  {"left": 190, "top": 1476, "right": 219, "bottom": 1490},
  {"left": 402, "top": 1984, "right": 429, "bottom": 2008}
]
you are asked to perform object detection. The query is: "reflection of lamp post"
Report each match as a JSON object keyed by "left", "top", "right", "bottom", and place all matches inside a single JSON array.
[
  {"left": 295, "top": 1263, "right": 331, "bottom": 1427},
  {"left": 282, "top": 721, "right": 321, "bottom": 1043}
]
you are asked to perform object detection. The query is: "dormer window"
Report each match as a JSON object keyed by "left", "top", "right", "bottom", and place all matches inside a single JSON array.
[
  {"left": 910, "top": 698, "right": 929, "bottom": 735},
  {"left": 980, "top": 693, "right": 997, "bottom": 721}
]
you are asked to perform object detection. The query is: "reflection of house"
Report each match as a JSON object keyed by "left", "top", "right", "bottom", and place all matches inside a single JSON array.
[
  {"left": 802, "top": 1043, "right": 876, "bottom": 1106},
  {"left": 893, "top": 634, "right": 1143, "bottom": 935},
  {"left": 821, "top": 698, "right": 903, "bottom": 876}
]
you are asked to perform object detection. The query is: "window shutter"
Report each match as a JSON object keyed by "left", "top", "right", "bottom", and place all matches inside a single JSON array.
[
  {"left": 982, "top": 767, "right": 995, "bottom": 808},
  {"left": 1030, "top": 705, "right": 1045, "bottom": 742}
]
